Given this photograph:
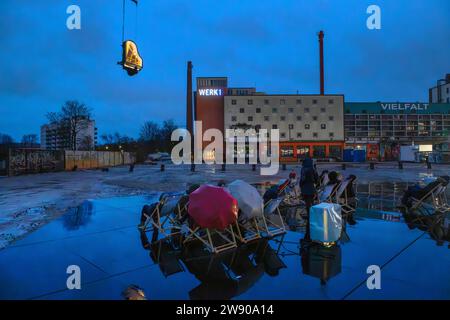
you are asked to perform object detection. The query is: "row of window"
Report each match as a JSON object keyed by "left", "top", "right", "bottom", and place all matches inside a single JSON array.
[
  {"left": 236, "top": 106, "right": 332, "bottom": 114},
  {"left": 231, "top": 98, "right": 335, "bottom": 105},
  {"left": 231, "top": 115, "right": 334, "bottom": 121}
]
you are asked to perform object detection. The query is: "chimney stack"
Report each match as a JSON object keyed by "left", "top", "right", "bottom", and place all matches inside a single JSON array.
[
  {"left": 186, "top": 61, "right": 193, "bottom": 136},
  {"left": 318, "top": 30, "right": 325, "bottom": 95}
]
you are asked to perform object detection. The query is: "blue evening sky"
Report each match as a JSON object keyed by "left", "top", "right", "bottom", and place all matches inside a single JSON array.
[{"left": 0, "top": 0, "right": 449, "bottom": 141}]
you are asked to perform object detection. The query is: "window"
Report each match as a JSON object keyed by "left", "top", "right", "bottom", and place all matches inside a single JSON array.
[
  {"left": 272, "top": 108, "right": 278, "bottom": 113},
  {"left": 272, "top": 124, "right": 278, "bottom": 129},
  {"left": 320, "top": 108, "right": 326, "bottom": 113},
  {"left": 288, "top": 124, "right": 294, "bottom": 129},
  {"left": 280, "top": 116, "right": 286, "bottom": 121},
  {"left": 231, "top": 116, "right": 237, "bottom": 122},
  {"left": 264, "top": 116, "right": 269, "bottom": 121},
  {"left": 297, "top": 132, "right": 302, "bottom": 138},
  {"left": 313, "top": 145, "right": 326, "bottom": 158},
  {"left": 232, "top": 100, "right": 236, "bottom": 105},
  {"left": 264, "top": 99, "right": 269, "bottom": 105},
  {"left": 288, "top": 108, "right": 294, "bottom": 113},
  {"left": 248, "top": 116, "right": 253, "bottom": 122},
  {"left": 313, "top": 99, "right": 318, "bottom": 104},
  {"left": 313, "top": 116, "right": 318, "bottom": 121},
  {"left": 296, "top": 99, "right": 302, "bottom": 104},
  {"left": 305, "top": 124, "right": 310, "bottom": 129},
  {"left": 329, "top": 132, "right": 334, "bottom": 137},
  {"left": 239, "top": 108, "right": 245, "bottom": 113},
  {"left": 248, "top": 99, "right": 253, "bottom": 105},
  {"left": 296, "top": 116, "right": 302, "bottom": 121},
  {"left": 281, "top": 146, "right": 294, "bottom": 158},
  {"left": 256, "top": 108, "right": 261, "bottom": 113},
  {"left": 329, "top": 116, "right": 334, "bottom": 121},
  {"left": 305, "top": 107, "right": 310, "bottom": 113},
  {"left": 280, "top": 99, "right": 286, "bottom": 105},
  {"left": 280, "top": 133, "right": 286, "bottom": 138},
  {"left": 328, "top": 99, "right": 334, "bottom": 104},
  {"left": 321, "top": 124, "right": 326, "bottom": 129},
  {"left": 313, "top": 132, "right": 318, "bottom": 138}
]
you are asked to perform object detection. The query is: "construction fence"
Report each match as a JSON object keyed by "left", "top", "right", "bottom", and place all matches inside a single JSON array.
[{"left": 1, "top": 148, "right": 135, "bottom": 176}]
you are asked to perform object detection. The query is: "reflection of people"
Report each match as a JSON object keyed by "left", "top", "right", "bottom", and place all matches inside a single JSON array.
[{"left": 299, "top": 157, "right": 319, "bottom": 242}]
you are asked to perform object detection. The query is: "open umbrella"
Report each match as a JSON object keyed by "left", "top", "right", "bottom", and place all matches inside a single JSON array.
[
  {"left": 228, "top": 180, "right": 264, "bottom": 220},
  {"left": 188, "top": 185, "right": 238, "bottom": 230}
]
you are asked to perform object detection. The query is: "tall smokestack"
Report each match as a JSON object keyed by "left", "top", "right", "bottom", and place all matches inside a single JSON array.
[
  {"left": 318, "top": 30, "right": 325, "bottom": 95},
  {"left": 186, "top": 61, "right": 194, "bottom": 159},
  {"left": 186, "top": 61, "right": 193, "bottom": 136}
]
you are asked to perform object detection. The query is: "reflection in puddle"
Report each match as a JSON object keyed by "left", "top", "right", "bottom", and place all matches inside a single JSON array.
[
  {"left": 62, "top": 201, "right": 94, "bottom": 230},
  {"left": 140, "top": 230, "right": 290, "bottom": 300}
]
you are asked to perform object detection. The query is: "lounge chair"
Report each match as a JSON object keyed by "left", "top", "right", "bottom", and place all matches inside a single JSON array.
[
  {"left": 260, "top": 198, "right": 286, "bottom": 237},
  {"left": 402, "top": 176, "right": 449, "bottom": 215},
  {"left": 139, "top": 193, "right": 184, "bottom": 237},
  {"left": 335, "top": 175, "right": 357, "bottom": 216},
  {"left": 319, "top": 181, "right": 341, "bottom": 203}
]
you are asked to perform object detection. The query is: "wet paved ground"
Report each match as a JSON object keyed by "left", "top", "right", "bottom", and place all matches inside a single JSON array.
[{"left": 1, "top": 193, "right": 449, "bottom": 300}]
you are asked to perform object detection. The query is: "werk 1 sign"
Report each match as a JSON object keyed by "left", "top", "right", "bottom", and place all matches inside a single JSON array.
[{"left": 198, "top": 88, "right": 224, "bottom": 96}]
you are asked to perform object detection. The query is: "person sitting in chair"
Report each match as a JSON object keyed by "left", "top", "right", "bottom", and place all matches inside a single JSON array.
[{"left": 401, "top": 176, "right": 449, "bottom": 208}]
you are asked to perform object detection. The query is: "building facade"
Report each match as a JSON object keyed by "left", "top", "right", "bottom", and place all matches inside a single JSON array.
[
  {"left": 429, "top": 74, "right": 450, "bottom": 103},
  {"left": 344, "top": 102, "right": 450, "bottom": 160},
  {"left": 40, "top": 119, "right": 97, "bottom": 150},
  {"left": 194, "top": 76, "right": 345, "bottom": 162},
  {"left": 224, "top": 94, "right": 345, "bottom": 161}
]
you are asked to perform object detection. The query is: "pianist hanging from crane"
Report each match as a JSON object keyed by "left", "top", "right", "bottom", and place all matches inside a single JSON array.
[{"left": 118, "top": 0, "right": 143, "bottom": 76}]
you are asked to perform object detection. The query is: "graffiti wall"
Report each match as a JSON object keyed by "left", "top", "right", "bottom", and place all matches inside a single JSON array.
[
  {"left": 6, "top": 149, "right": 135, "bottom": 176},
  {"left": 64, "top": 151, "right": 135, "bottom": 170},
  {"left": 8, "top": 149, "right": 65, "bottom": 176}
]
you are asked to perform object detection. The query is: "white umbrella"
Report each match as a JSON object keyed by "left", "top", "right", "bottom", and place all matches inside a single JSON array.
[{"left": 228, "top": 180, "right": 264, "bottom": 220}]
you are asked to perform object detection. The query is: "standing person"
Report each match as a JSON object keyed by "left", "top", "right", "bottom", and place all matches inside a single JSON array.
[{"left": 299, "top": 157, "right": 319, "bottom": 242}]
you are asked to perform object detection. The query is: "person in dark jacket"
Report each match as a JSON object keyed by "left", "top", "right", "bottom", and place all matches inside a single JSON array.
[{"left": 299, "top": 157, "right": 319, "bottom": 241}]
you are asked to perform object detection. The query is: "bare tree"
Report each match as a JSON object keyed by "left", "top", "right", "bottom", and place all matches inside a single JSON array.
[
  {"left": 47, "top": 100, "right": 92, "bottom": 150},
  {"left": 79, "top": 136, "right": 94, "bottom": 151},
  {"left": 139, "top": 121, "right": 161, "bottom": 142},
  {"left": 0, "top": 133, "right": 14, "bottom": 144},
  {"left": 21, "top": 134, "right": 39, "bottom": 147}
]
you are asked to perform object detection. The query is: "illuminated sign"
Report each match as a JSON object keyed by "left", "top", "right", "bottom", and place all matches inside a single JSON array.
[
  {"left": 120, "top": 40, "right": 143, "bottom": 76},
  {"left": 381, "top": 103, "right": 428, "bottom": 111},
  {"left": 198, "top": 88, "right": 224, "bottom": 96}
]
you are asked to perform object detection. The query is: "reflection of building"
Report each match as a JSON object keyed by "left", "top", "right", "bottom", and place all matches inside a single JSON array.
[
  {"left": 194, "top": 76, "right": 345, "bottom": 162},
  {"left": 344, "top": 102, "right": 450, "bottom": 161},
  {"left": 40, "top": 119, "right": 97, "bottom": 150},
  {"left": 429, "top": 74, "right": 450, "bottom": 103}
]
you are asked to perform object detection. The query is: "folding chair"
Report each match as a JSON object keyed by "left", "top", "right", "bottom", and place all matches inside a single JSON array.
[
  {"left": 319, "top": 182, "right": 341, "bottom": 203},
  {"left": 260, "top": 198, "right": 286, "bottom": 237},
  {"left": 407, "top": 179, "right": 444, "bottom": 215},
  {"left": 182, "top": 223, "right": 238, "bottom": 254},
  {"left": 335, "top": 176, "right": 357, "bottom": 216},
  {"left": 139, "top": 193, "right": 184, "bottom": 237},
  {"left": 317, "top": 170, "right": 329, "bottom": 191},
  {"left": 235, "top": 215, "right": 262, "bottom": 244}
]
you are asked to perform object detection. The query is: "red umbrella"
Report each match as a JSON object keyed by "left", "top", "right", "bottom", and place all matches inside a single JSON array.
[{"left": 188, "top": 185, "right": 238, "bottom": 230}]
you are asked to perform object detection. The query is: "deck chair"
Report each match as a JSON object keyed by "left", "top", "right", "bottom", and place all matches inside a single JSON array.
[
  {"left": 432, "top": 177, "right": 450, "bottom": 212},
  {"left": 319, "top": 181, "right": 341, "bottom": 203},
  {"left": 260, "top": 198, "right": 286, "bottom": 237},
  {"left": 182, "top": 220, "right": 238, "bottom": 254},
  {"left": 335, "top": 176, "right": 357, "bottom": 216},
  {"left": 318, "top": 170, "right": 329, "bottom": 190},
  {"left": 235, "top": 214, "right": 262, "bottom": 244},
  {"left": 139, "top": 193, "right": 184, "bottom": 237},
  {"left": 403, "top": 178, "right": 445, "bottom": 215}
]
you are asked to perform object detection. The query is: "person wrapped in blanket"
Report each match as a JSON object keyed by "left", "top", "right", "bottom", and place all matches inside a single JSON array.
[{"left": 401, "top": 176, "right": 450, "bottom": 209}]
